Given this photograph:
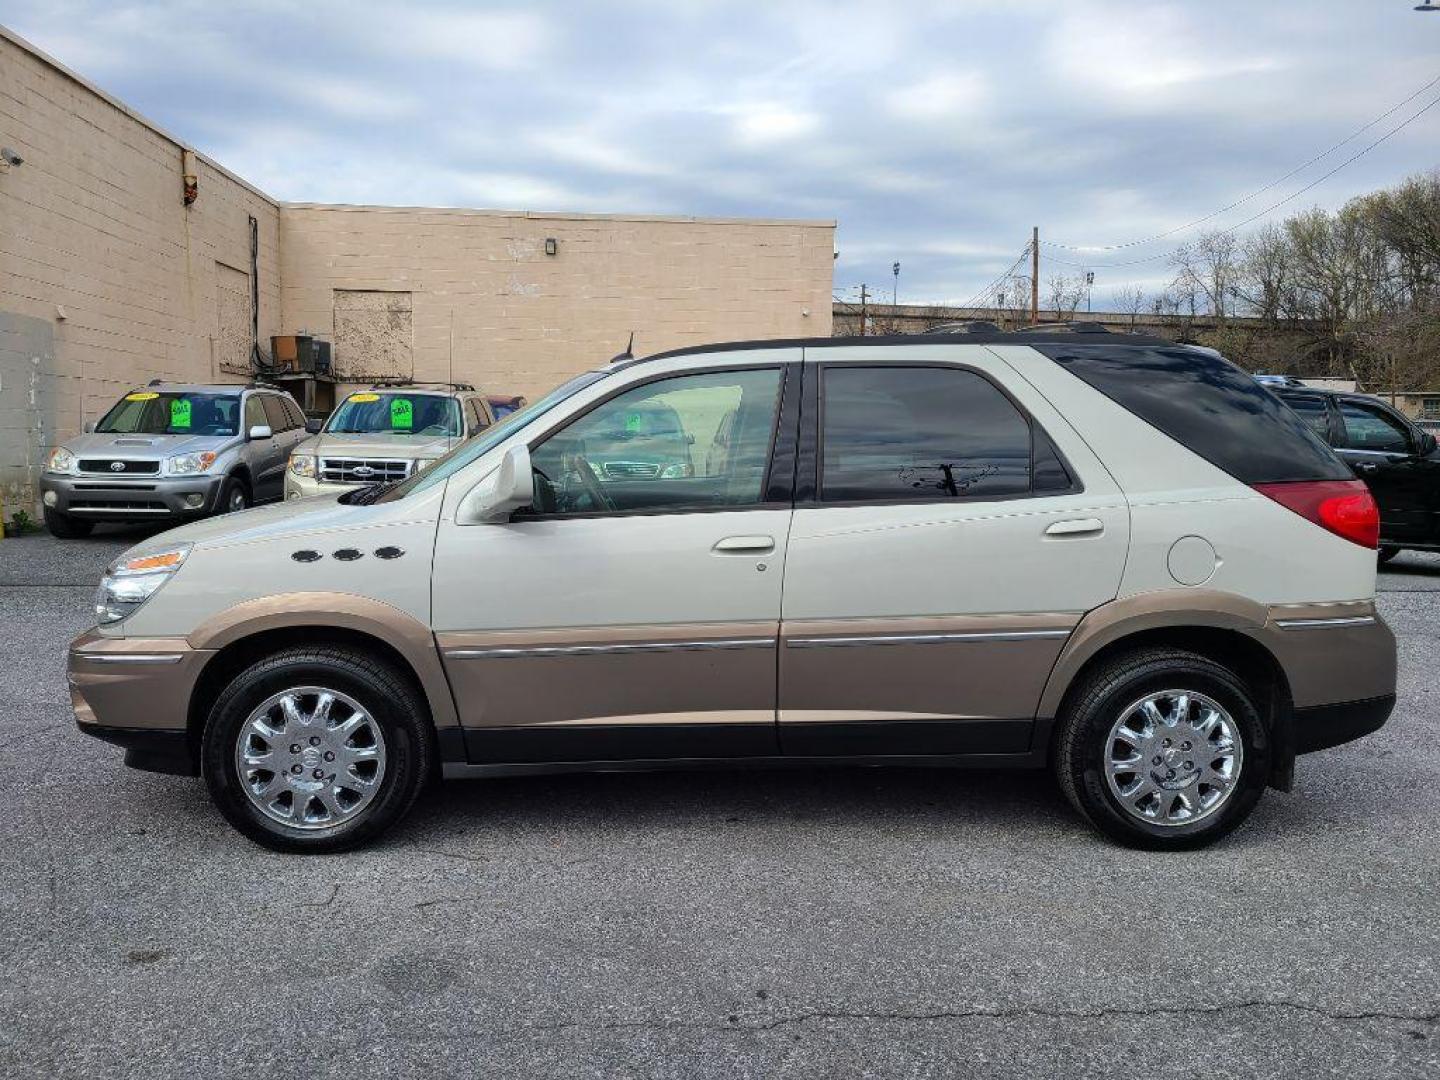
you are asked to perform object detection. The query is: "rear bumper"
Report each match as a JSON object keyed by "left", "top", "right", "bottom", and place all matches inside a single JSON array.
[
  {"left": 41, "top": 472, "right": 226, "bottom": 520},
  {"left": 1294, "top": 694, "right": 1395, "bottom": 754}
]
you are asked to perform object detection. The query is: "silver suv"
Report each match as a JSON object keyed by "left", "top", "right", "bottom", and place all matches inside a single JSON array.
[
  {"left": 285, "top": 383, "right": 495, "bottom": 499},
  {"left": 40, "top": 382, "right": 312, "bottom": 537}
]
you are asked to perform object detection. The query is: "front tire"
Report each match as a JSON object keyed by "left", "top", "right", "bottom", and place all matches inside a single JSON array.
[
  {"left": 201, "top": 647, "right": 435, "bottom": 853},
  {"left": 219, "top": 475, "right": 250, "bottom": 514},
  {"left": 1054, "top": 647, "right": 1270, "bottom": 849},
  {"left": 43, "top": 507, "right": 93, "bottom": 538}
]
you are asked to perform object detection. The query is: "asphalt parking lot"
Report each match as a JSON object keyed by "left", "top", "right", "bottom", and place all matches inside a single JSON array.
[{"left": 2, "top": 526, "right": 1438, "bottom": 1079}]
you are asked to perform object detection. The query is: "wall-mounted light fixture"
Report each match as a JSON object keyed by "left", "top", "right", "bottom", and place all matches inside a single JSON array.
[
  {"left": 0, "top": 146, "right": 23, "bottom": 170},
  {"left": 544, "top": 238, "right": 558, "bottom": 256},
  {"left": 181, "top": 149, "right": 198, "bottom": 206}
]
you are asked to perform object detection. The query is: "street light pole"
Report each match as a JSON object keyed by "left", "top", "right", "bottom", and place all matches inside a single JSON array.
[{"left": 892, "top": 261, "right": 900, "bottom": 308}]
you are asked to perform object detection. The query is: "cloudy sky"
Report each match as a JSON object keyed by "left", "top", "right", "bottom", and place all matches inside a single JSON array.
[{"left": 5, "top": 0, "right": 1438, "bottom": 307}]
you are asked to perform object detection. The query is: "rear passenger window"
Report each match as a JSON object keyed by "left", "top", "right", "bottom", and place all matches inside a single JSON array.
[
  {"left": 1339, "top": 400, "right": 1411, "bottom": 453},
  {"left": 1040, "top": 345, "right": 1352, "bottom": 484},
  {"left": 820, "top": 366, "right": 1066, "bottom": 502},
  {"left": 1278, "top": 394, "right": 1333, "bottom": 442}
]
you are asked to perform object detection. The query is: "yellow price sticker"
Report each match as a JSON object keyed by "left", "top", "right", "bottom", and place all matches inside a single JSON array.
[
  {"left": 125, "top": 392, "right": 159, "bottom": 401},
  {"left": 350, "top": 393, "right": 380, "bottom": 403}
]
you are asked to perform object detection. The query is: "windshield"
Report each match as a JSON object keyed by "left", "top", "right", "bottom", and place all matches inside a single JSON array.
[
  {"left": 327, "top": 393, "right": 461, "bottom": 436},
  {"left": 376, "top": 369, "right": 611, "bottom": 503},
  {"left": 96, "top": 391, "right": 240, "bottom": 436}
]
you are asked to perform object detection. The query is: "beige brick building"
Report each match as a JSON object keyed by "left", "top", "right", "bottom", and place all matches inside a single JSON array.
[{"left": 0, "top": 26, "right": 834, "bottom": 513}]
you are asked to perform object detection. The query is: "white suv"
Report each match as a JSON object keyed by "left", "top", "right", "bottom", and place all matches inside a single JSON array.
[{"left": 67, "top": 330, "right": 1396, "bottom": 852}]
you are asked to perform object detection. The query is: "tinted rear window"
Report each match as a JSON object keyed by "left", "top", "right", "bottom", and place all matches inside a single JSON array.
[{"left": 1038, "top": 345, "right": 1351, "bottom": 484}]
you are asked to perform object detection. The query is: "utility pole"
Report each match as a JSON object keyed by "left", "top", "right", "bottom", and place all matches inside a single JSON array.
[
  {"left": 1030, "top": 226, "right": 1040, "bottom": 326},
  {"left": 859, "top": 283, "right": 869, "bottom": 336}
]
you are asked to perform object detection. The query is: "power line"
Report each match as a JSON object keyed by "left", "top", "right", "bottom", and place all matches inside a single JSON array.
[
  {"left": 955, "top": 243, "right": 1033, "bottom": 312},
  {"left": 1041, "top": 87, "right": 1440, "bottom": 270},
  {"left": 1043, "top": 70, "right": 1440, "bottom": 255}
]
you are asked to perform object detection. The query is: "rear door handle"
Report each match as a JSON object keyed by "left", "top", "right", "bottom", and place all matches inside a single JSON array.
[
  {"left": 713, "top": 535, "right": 775, "bottom": 554},
  {"left": 1044, "top": 518, "right": 1104, "bottom": 538}
]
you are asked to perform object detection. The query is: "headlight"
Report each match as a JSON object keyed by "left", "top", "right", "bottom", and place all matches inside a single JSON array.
[
  {"left": 94, "top": 544, "right": 192, "bottom": 625},
  {"left": 414, "top": 457, "right": 438, "bottom": 473},
  {"left": 289, "top": 453, "right": 316, "bottom": 478},
  {"left": 166, "top": 451, "right": 217, "bottom": 475},
  {"left": 46, "top": 446, "right": 78, "bottom": 475},
  {"left": 660, "top": 462, "right": 694, "bottom": 479}
]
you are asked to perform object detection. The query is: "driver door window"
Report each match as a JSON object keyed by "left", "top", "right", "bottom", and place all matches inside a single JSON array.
[{"left": 529, "top": 368, "right": 783, "bottom": 516}]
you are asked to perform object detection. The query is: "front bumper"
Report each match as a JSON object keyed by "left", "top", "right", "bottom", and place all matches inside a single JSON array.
[
  {"left": 68, "top": 630, "right": 212, "bottom": 775},
  {"left": 42, "top": 472, "right": 226, "bottom": 521},
  {"left": 284, "top": 471, "right": 360, "bottom": 500}
]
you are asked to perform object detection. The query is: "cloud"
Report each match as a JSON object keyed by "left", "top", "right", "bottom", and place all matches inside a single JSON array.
[{"left": 3, "top": 0, "right": 1437, "bottom": 306}]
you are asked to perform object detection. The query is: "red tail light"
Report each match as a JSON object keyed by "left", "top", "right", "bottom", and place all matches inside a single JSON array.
[{"left": 1253, "top": 480, "right": 1379, "bottom": 549}]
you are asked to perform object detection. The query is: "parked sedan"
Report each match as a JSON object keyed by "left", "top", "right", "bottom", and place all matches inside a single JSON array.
[{"left": 1271, "top": 385, "right": 1440, "bottom": 562}]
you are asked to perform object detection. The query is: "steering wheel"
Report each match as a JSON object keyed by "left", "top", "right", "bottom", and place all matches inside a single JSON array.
[{"left": 570, "top": 453, "right": 617, "bottom": 513}]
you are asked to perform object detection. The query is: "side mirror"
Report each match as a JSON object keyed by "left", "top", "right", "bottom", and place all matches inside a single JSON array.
[
  {"left": 1421, "top": 432, "right": 1438, "bottom": 457},
  {"left": 248, "top": 424, "right": 273, "bottom": 441},
  {"left": 458, "top": 443, "right": 534, "bottom": 524},
  {"left": 83, "top": 421, "right": 95, "bottom": 434},
  {"left": 305, "top": 418, "right": 324, "bottom": 434}
]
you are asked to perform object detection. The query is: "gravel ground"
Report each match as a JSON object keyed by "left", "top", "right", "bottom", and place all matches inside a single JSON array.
[{"left": 1, "top": 530, "right": 1437, "bottom": 1078}]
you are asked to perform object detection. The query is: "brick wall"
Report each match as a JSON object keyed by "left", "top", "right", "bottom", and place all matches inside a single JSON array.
[
  {"left": 280, "top": 204, "right": 835, "bottom": 400},
  {"left": 0, "top": 27, "right": 281, "bottom": 510}
]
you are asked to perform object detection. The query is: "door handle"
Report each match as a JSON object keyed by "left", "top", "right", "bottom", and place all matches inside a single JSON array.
[
  {"left": 1044, "top": 518, "right": 1104, "bottom": 538},
  {"left": 1354, "top": 462, "right": 1379, "bottom": 473},
  {"left": 713, "top": 535, "right": 775, "bottom": 554}
]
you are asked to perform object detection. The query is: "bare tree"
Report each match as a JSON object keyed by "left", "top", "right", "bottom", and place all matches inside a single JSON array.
[
  {"left": 1109, "top": 285, "right": 1147, "bottom": 328},
  {"left": 1047, "top": 274, "right": 1085, "bottom": 322}
]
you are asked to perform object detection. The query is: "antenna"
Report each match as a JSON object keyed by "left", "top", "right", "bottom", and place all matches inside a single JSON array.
[
  {"left": 448, "top": 308, "right": 455, "bottom": 389},
  {"left": 610, "top": 331, "right": 635, "bottom": 365}
]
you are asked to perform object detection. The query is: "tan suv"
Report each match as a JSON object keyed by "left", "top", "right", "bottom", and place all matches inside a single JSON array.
[
  {"left": 284, "top": 382, "right": 495, "bottom": 498},
  {"left": 68, "top": 330, "right": 1396, "bottom": 853}
]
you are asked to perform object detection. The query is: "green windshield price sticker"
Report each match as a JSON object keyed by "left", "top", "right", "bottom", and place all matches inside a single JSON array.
[
  {"left": 170, "top": 399, "right": 192, "bottom": 429},
  {"left": 390, "top": 398, "right": 413, "bottom": 429},
  {"left": 625, "top": 412, "right": 642, "bottom": 433}
]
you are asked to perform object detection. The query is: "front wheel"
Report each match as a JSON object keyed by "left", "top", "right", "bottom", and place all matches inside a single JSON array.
[
  {"left": 218, "top": 475, "right": 250, "bottom": 514},
  {"left": 201, "top": 647, "right": 435, "bottom": 852},
  {"left": 43, "top": 507, "right": 93, "bottom": 538},
  {"left": 1053, "top": 647, "right": 1270, "bottom": 849}
]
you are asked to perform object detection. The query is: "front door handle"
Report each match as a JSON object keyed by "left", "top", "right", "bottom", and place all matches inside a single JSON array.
[
  {"left": 1354, "top": 461, "right": 1379, "bottom": 473},
  {"left": 713, "top": 535, "right": 775, "bottom": 554},
  {"left": 1044, "top": 518, "right": 1104, "bottom": 538}
]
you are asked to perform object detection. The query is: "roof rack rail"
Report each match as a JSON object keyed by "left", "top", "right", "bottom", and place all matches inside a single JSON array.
[
  {"left": 1024, "top": 321, "right": 1113, "bottom": 335},
  {"left": 366, "top": 378, "right": 477, "bottom": 392},
  {"left": 926, "top": 320, "right": 1001, "bottom": 335}
]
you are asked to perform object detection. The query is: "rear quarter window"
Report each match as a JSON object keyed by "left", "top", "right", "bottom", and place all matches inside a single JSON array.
[{"left": 1037, "top": 345, "right": 1351, "bottom": 484}]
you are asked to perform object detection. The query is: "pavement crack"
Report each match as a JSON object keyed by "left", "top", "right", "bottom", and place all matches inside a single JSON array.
[{"left": 300, "top": 884, "right": 340, "bottom": 908}]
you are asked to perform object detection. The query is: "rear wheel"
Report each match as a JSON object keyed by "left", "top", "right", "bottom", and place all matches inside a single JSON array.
[
  {"left": 43, "top": 507, "right": 93, "bottom": 538},
  {"left": 201, "top": 647, "right": 435, "bottom": 852},
  {"left": 1054, "top": 647, "right": 1270, "bottom": 849},
  {"left": 1377, "top": 546, "right": 1401, "bottom": 565}
]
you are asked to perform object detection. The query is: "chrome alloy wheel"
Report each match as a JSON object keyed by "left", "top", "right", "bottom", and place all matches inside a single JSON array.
[
  {"left": 1104, "top": 689, "right": 1242, "bottom": 827},
  {"left": 226, "top": 486, "right": 247, "bottom": 513},
  {"left": 234, "top": 687, "right": 387, "bottom": 830}
]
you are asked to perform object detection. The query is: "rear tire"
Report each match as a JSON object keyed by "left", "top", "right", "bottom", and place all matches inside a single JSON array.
[
  {"left": 1377, "top": 546, "right": 1400, "bottom": 565},
  {"left": 1053, "top": 647, "right": 1270, "bottom": 850},
  {"left": 43, "top": 507, "right": 93, "bottom": 538},
  {"left": 201, "top": 647, "right": 435, "bottom": 853}
]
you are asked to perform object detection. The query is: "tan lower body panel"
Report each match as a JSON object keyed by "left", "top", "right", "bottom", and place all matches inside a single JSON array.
[
  {"left": 438, "top": 622, "right": 778, "bottom": 731},
  {"left": 779, "top": 612, "right": 1081, "bottom": 726}
]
